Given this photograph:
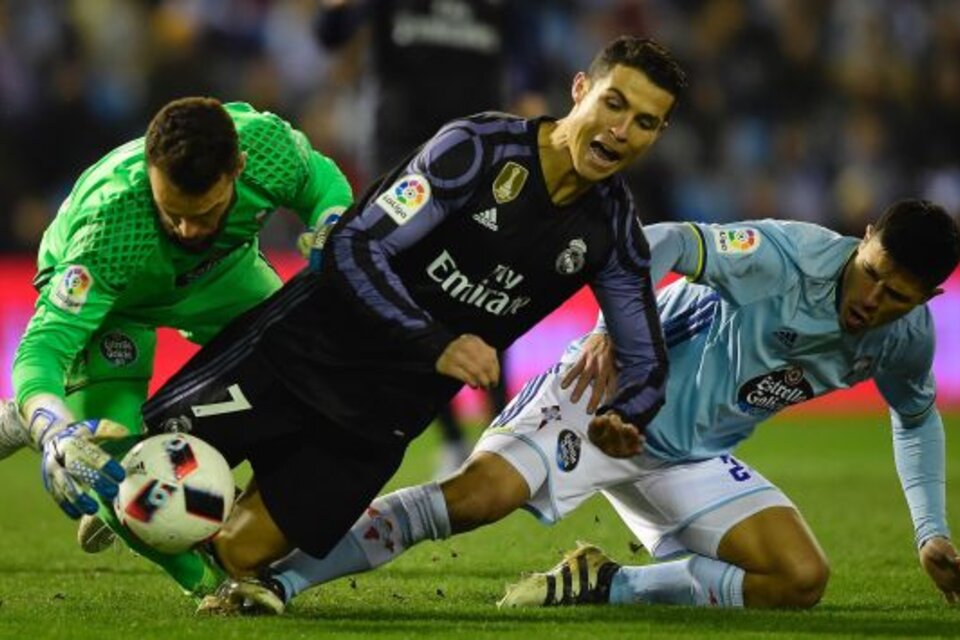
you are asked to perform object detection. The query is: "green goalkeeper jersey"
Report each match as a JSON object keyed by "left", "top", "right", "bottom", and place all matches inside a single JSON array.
[{"left": 13, "top": 102, "right": 353, "bottom": 405}]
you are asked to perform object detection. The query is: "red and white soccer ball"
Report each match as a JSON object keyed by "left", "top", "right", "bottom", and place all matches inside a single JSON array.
[{"left": 114, "top": 434, "right": 235, "bottom": 554}]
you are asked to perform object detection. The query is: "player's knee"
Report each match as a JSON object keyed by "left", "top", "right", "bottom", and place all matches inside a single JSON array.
[
  {"left": 776, "top": 554, "right": 830, "bottom": 608},
  {"left": 442, "top": 454, "right": 529, "bottom": 532}
]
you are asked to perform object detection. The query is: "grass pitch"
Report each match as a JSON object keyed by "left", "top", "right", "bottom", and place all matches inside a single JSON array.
[{"left": 1, "top": 412, "right": 958, "bottom": 639}]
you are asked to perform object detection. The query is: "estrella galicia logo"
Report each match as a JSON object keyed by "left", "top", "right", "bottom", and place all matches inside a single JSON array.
[
  {"left": 555, "top": 238, "right": 587, "bottom": 275},
  {"left": 556, "top": 429, "right": 581, "bottom": 472},
  {"left": 100, "top": 331, "right": 138, "bottom": 367},
  {"left": 736, "top": 365, "right": 814, "bottom": 417}
]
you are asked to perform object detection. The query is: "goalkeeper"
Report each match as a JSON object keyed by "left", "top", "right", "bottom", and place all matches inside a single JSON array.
[{"left": 1, "top": 96, "right": 352, "bottom": 597}]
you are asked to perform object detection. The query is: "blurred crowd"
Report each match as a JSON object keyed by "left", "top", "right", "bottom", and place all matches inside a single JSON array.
[{"left": 1, "top": 0, "right": 959, "bottom": 253}]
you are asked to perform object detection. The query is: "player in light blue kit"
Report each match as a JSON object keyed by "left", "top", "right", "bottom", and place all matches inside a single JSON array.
[
  {"left": 206, "top": 199, "right": 960, "bottom": 614},
  {"left": 495, "top": 199, "right": 960, "bottom": 609}
]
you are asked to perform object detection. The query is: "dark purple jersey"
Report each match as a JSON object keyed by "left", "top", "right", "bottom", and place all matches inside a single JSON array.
[{"left": 323, "top": 113, "right": 667, "bottom": 428}]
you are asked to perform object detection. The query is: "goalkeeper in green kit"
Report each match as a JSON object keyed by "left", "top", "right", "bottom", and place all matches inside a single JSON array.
[{"left": 0, "top": 97, "right": 352, "bottom": 596}]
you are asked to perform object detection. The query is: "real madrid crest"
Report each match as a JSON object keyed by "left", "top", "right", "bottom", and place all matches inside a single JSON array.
[{"left": 555, "top": 238, "right": 587, "bottom": 275}]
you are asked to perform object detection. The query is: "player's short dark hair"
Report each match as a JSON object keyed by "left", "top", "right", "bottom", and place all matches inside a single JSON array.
[
  {"left": 145, "top": 97, "right": 241, "bottom": 194},
  {"left": 874, "top": 199, "right": 960, "bottom": 289},
  {"left": 587, "top": 36, "right": 688, "bottom": 119}
]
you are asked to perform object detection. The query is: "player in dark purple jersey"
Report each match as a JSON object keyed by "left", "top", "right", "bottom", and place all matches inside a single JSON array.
[{"left": 133, "top": 36, "right": 687, "bottom": 613}]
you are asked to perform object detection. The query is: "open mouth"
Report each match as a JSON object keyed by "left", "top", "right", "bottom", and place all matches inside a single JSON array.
[
  {"left": 589, "top": 140, "right": 622, "bottom": 166},
  {"left": 846, "top": 307, "right": 868, "bottom": 331}
]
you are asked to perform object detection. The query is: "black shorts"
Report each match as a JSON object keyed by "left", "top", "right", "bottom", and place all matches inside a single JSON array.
[
  {"left": 142, "top": 354, "right": 405, "bottom": 556},
  {"left": 139, "top": 275, "right": 412, "bottom": 556},
  {"left": 141, "top": 271, "right": 454, "bottom": 556}
]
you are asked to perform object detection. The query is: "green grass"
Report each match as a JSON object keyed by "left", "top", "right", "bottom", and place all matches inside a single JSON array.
[{"left": 1, "top": 412, "right": 959, "bottom": 639}]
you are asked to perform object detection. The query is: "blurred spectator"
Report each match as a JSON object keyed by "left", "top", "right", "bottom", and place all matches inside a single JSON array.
[
  {"left": 2, "top": 0, "right": 958, "bottom": 254},
  {"left": 314, "top": 0, "right": 550, "bottom": 475},
  {"left": 315, "top": 0, "right": 548, "bottom": 179}
]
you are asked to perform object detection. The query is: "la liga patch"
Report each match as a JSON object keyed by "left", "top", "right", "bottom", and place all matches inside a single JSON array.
[
  {"left": 376, "top": 174, "right": 431, "bottom": 226},
  {"left": 51, "top": 265, "right": 93, "bottom": 313},
  {"left": 714, "top": 228, "right": 760, "bottom": 255}
]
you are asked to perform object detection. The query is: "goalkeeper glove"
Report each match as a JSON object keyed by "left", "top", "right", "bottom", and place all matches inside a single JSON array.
[{"left": 35, "top": 415, "right": 127, "bottom": 519}]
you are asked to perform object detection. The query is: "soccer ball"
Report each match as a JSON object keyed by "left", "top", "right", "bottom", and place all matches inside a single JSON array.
[{"left": 114, "top": 434, "right": 235, "bottom": 554}]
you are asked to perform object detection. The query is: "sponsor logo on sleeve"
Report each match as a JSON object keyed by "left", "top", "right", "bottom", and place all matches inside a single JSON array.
[
  {"left": 51, "top": 265, "right": 93, "bottom": 313},
  {"left": 714, "top": 228, "right": 760, "bottom": 255},
  {"left": 99, "top": 330, "right": 139, "bottom": 367},
  {"left": 376, "top": 174, "right": 431, "bottom": 225},
  {"left": 493, "top": 161, "right": 529, "bottom": 204}
]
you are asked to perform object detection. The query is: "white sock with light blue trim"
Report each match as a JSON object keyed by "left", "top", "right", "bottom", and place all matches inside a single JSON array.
[
  {"left": 269, "top": 483, "right": 451, "bottom": 601},
  {"left": 609, "top": 555, "right": 745, "bottom": 607}
]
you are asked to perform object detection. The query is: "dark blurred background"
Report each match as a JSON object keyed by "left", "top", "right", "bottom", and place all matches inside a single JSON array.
[
  {"left": 2, "top": 0, "right": 959, "bottom": 254},
  {"left": 1, "top": 0, "right": 959, "bottom": 414}
]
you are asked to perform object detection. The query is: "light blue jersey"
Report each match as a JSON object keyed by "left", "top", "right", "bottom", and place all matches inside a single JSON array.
[
  {"left": 637, "top": 220, "right": 936, "bottom": 461},
  {"left": 583, "top": 220, "right": 947, "bottom": 545}
]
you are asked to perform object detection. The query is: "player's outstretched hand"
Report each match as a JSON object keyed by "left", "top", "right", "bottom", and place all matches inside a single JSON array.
[
  {"left": 920, "top": 536, "right": 960, "bottom": 603},
  {"left": 561, "top": 332, "right": 617, "bottom": 414},
  {"left": 588, "top": 412, "right": 643, "bottom": 458},
  {"left": 436, "top": 334, "right": 500, "bottom": 389},
  {"left": 40, "top": 419, "right": 128, "bottom": 519}
]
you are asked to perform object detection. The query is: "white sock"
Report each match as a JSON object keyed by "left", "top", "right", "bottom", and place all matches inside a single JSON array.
[
  {"left": 609, "top": 555, "right": 745, "bottom": 607},
  {"left": 270, "top": 482, "right": 451, "bottom": 600}
]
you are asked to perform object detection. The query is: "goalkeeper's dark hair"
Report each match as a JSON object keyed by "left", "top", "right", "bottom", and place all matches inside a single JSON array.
[
  {"left": 874, "top": 199, "right": 960, "bottom": 289},
  {"left": 587, "top": 36, "right": 688, "bottom": 120},
  {"left": 146, "top": 97, "right": 241, "bottom": 194}
]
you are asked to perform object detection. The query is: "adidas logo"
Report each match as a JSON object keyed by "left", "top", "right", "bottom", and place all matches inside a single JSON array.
[
  {"left": 773, "top": 329, "right": 798, "bottom": 348},
  {"left": 472, "top": 207, "right": 498, "bottom": 231}
]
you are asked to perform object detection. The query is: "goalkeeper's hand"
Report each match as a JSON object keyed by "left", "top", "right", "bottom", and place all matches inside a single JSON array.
[
  {"left": 298, "top": 209, "right": 344, "bottom": 271},
  {"left": 40, "top": 418, "right": 127, "bottom": 519}
]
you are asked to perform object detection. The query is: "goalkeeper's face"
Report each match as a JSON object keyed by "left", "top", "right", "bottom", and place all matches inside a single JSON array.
[{"left": 149, "top": 165, "right": 237, "bottom": 252}]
